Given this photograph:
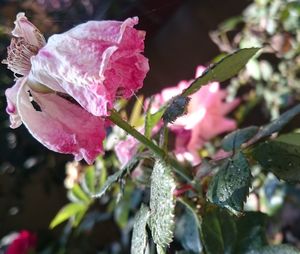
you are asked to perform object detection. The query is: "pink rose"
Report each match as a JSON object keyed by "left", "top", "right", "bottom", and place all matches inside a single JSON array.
[
  {"left": 5, "top": 230, "right": 37, "bottom": 254},
  {"left": 115, "top": 66, "right": 238, "bottom": 166},
  {"left": 154, "top": 66, "right": 239, "bottom": 165},
  {"left": 3, "top": 13, "right": 149, "bottom": 164}
]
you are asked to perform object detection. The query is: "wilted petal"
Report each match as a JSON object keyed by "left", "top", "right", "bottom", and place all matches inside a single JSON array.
[
  {"left": 5, "top": 78, "right": 24, "bottom": 128},
  {"left": 17, "top": 82, "right": 105, "bottom": 164},
  {"left": 3, "top": 13, "right": 45, "bottom": 76},
  {"left": 30, "top": 17, "right": 149, "bottom": 116},
  {"left": 12, "top": 12, "right": 45, "bottom": 48}
]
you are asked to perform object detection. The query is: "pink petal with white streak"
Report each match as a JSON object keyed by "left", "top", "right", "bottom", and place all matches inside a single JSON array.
[
  {"left": 17, "top": 81, "right": 105, "bottom": 164},
  {"left": 30, "top": 17, "right": 149, "bottom": 117},
  {"left": 12, "top": 12, "right": 45, "bottom": 48}
]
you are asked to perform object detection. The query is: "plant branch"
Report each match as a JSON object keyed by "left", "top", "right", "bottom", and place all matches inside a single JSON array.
[{"left": 108, "top": 110, "right": 193, "bottom": 183}]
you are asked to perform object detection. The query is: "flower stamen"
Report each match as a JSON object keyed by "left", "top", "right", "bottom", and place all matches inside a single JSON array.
[{"left": 2, "top": 37, "right": 40, "bottom": 77}]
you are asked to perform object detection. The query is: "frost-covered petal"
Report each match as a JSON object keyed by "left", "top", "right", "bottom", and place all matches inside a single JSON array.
[
  {"left": 5, "top": 78, "right": 24, "bottom": 128},
  {"left": 12, "top": 12, "right": 45, "bottom": 48},
  {"left": 30, "top": 17, "right": 149, "bottom": 116},
  {"left": 2, "top": 13, "right": 45, "bottom": 76},
  {"left": 17, "top": 82, "right": 105, "bottom": 164}
]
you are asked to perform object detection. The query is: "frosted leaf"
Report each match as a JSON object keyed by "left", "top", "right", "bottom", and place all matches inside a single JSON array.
[
  {"left": 149, "top": 159, "right": 176, "bottom": 248},
  {"left": 131, "top": 204, "right": 150, "bottom": 254}
]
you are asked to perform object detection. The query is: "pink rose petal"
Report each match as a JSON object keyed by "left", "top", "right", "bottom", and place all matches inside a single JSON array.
[
  {"left": 5, "top": 78, "right": 24, "bottom": 128},
  {"left": 30, "top": 17, "right": 149, "bottom": 117},
  {"left": 17, "top": 80, "right": 105, "bottom": 164},
  {"left": 12, "top": 12, "right": 45, "bottom": 48}
]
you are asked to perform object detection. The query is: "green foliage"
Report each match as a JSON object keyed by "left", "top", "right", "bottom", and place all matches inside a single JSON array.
[
  {"left": 144, "top": 99, "right": 166, "bottom": 139},
  {"left": 201, "top": 209, "right": 299, "bottom": 254},
  {"left": 212, "top": 0, "right": 300, "bottom": 119},
  {"left": 92, "top": 154, "right": 140, "bottom": 198},
  {"left": 175, "top": 208, "right": 202, "bottom": 253},
  {"left": 252, "top": 133, "right": 300, "bottom": 182},
  {"left": 252, "top": 104, "right": 300, "bottom": 142},
  {"left": 222, "top": 126, "right": 259, "bottom": 151},
  {"left": 83, "top": 166, "right": 96, "bottom": 194},
  {"left": 113, "top": 183, "right": 134, "bottom": 229},
  {"left": 129, "top": 95, "right": 144, "bottom": 127},
  {"left": 234, "top": 212, "right": 268, "bottom": 253},
  {"left": 70, "top": 183, "right": 90, "bottom": 203},
  {"left": 50, "top": 165, "right": 101, "bottom": 229},
  {"left": 207, "top": 152, "right": 252, "bottom": 213},
  {"left": 200, "top": 208, "right": 237, "bottom": 254},
  {"left": 50, "top": 203, "right": 87, "bottom": 229},
  {"left": 149, "top": 159, "right": 176, "bottom": 248},
  {"left": 131, "top": 205, "right": 150, "bottom": 254},
  {"left": 163, "top": 48, "right": 260, "bottom": 124},
  {"left": 248, "top": 245, "right": 300, "bottom": 254},
  {"left": 181, "top": 48, "right": 260, "bottom": 97},
  {"left": 222, "top": 103, "right": 300, "bottom": 151}
]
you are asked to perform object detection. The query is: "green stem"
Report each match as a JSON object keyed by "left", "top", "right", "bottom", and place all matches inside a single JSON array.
[{"left": 108, "top": 110, "right": 193, "bottom": 183}]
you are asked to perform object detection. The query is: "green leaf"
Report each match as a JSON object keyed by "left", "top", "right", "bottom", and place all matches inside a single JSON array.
[
  {"left": 250, "top": 104, "right": 300, "bottom": 144},
  {"left": 129, "top": 95, "right": 144, "bottom": 126},
  {"left": 248, "top": 245, "right": 300, "bottom": 254},
  {"left": 71, "top": 183, "right": 90, "bottom": 203},
  {"left": 145, "top": 103, "right": 166, "bottom": 139},
  {"left": 131, "top": 205, "right": 150, "bottom": 254},
  {"left": 175, "top": 208, "right": 202, "bottom": 253},
  {"left": 73, "top": 206, "right": 88, "bottom": 227},
  {"left": 252, "top": 133, "right": 300, "bottom": 182},
  {"left": 235, "top": 212, "right": 268, "bottom": 253},
  {"left": 92, "top": 170, "right": 124, "bottom": 199},
  {"left": 207, "top": 152, "right": 252, "bottom": 213},
  {"left": 92, "top": 154, "right": 140, "bottom": 198},
  {"left": 222, "top": 126, "right": 259, "bottom": 151},
  {"left": 114, "top": 198, "right": 130, "bottom": 229},
  {"left": 200, "top": 208, "right": 237, "bottom": 254},
  {"left": 182, "top": 48, "right": 260, "bottom": 97},
  {"left": 83, "top": 166, "right": 95, "bottom": 194},
  {"left": 50, "top": 203, "right": 86, "bottom": 229},
  {"left": 149, "top": 159, "right": 176, "bottom": 248}
]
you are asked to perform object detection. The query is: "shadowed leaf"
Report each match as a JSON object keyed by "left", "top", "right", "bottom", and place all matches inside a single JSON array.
[
  {"left": 252, "top": 133, "right": 300, "bottom": 182},
  {"left": 222, "top": 126, "right": 259, "bottom": 151},
  {"left": 249, "top": 104, "right": 300, "bottom": 145},
  {"left": 200, "top": 208, "right": 237, "bottom": 254},
  {"left": 175, "top": 208, "right": 202, "bottom": 253},
  {"left": 207, "top": 152, "right": 252, "bottom": 213}
]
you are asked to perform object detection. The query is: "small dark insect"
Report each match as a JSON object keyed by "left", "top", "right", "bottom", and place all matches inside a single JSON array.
[{"left": 162, "top": 95, "right": 191, "bottom": 124}]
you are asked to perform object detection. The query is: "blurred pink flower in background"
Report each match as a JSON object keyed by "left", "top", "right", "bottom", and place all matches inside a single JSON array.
[
  {"left": 154, "top": 66, "right": 239, "bottom": 165},
  {"left": 115, "top": 66, "right": 239, "bottom": 166},
  {"left": 115, "top": 134, "right": 139, "bottom": 167},
  {"left": 3, "top": 13, "right": 149, "bottom": 164},
  {"left": 5, "top": 230, "right": 37, "bottom": 254}
]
